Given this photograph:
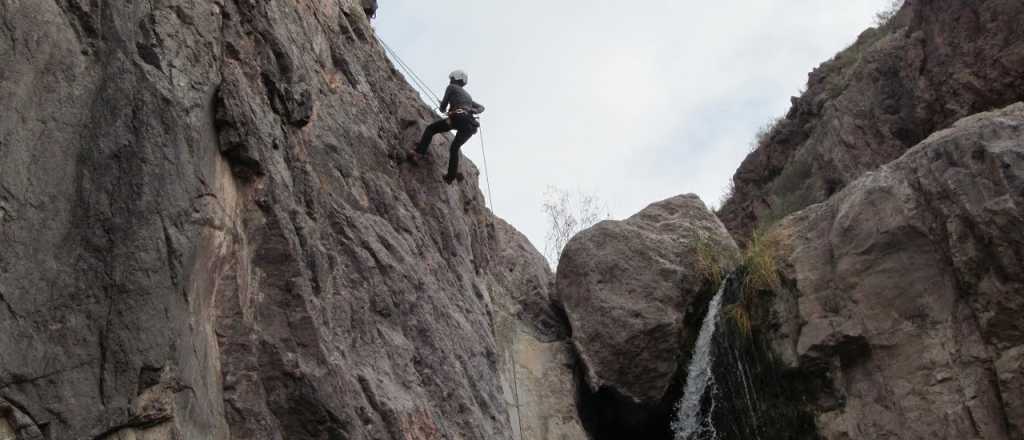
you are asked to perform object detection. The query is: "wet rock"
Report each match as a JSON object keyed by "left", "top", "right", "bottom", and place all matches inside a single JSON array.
[
  {"left": 769, "top": 103, "right": 1024, "bottom": 439},
  {"left": 690, "top": 274, "right": 822, "bottom": 440},
  {"left": 555, "top": 194, "right": 739, "bottom": 433}
]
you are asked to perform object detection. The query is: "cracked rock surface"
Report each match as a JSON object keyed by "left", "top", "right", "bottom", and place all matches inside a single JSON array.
[
  {"left": 0, "top": 1, "right": 582, "bottom": 439},
  {"left": 768, "top": 103, "right": 1024, "bottom": 440},
  {"left": 719, "top": 0, "right": 1024, "bottom": 242}
]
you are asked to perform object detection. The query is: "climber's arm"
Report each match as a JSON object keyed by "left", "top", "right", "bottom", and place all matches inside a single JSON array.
[{"left": 439, "top": 85, "right": 453, "bottom": 114}]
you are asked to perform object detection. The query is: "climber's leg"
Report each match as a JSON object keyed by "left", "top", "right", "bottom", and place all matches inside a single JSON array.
[
  {"left": 444, "top": 127, "right": 476, "bottom": 182},
  {"left": 415, "top": 119, "right": 452, "bottom": 155}
]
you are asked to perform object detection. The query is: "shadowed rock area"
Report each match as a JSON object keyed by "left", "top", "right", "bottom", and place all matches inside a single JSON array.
[
  {"left": 764, "top": 103, "right": 1024, "bottom": 439},
  {"left": 719, "top": 0, "right": 1024, "bottom": 242},
  {"left": 0, "top": 1, "right": 582, "bottom": 439},
  {"left": 554, "top": 195, "right": 739, "bottom": 439},
  {"left": 701, "top": 273, "right": 822, "bottom": 440}
]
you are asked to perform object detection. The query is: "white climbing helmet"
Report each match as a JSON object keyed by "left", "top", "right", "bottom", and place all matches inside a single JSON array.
[{"left": 449, "top": 70, "right": 468, "bottom": 84}]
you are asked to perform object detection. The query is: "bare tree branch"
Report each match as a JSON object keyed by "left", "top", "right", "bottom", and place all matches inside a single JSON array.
[{"left": 542, "top": 187, "right": 611, "bottom": 269}]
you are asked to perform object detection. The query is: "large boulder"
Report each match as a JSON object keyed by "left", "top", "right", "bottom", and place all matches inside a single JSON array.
[
  {"left": 555, "top": 195, "right": 739, "bottom": 415},
  {"left": 768, "top": 103, "right": 1024, "bottom": 439}
]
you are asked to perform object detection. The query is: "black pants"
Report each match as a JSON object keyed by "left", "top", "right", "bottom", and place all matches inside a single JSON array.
[{"left": 416, "top": 113, "right": 478, "bottom": 177}]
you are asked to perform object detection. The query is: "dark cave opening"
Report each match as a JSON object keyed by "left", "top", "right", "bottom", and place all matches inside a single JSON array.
[{"left": 575, "top": 368, "right": 686, "bottom": 440}]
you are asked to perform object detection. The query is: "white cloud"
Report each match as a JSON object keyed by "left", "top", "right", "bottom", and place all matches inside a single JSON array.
[{"left": 375, "top": 0, "right": 891, "bottom": 254}]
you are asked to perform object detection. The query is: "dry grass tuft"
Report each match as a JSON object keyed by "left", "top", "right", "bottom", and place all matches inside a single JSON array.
[
  {"left": 726, "top": 304, "right": 752, "bottom": 337},
  {"left": 741, "top": 228, "right": 782, "bottom": 295},
  {"left": 695, "top": 236, "right": 727, "bottom": 286},
  {"left": 725, "top": 227, "right": 784, "bottom": 338}
]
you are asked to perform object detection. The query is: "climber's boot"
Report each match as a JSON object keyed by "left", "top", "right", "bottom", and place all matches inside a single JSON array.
[
  {"left": 406, "top": 149, "right": 429, "bottom": 165},
  {"left": 443, "top": 172, "right": 464, "bottom": 185}
]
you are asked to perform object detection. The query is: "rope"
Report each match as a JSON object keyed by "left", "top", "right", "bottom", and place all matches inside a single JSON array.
[
  {"left": 379, "top": 37, "right": 441, "bottom": 105},
  {"left": 376, "top": 35, "right": 443, "bottom": 107},
  {"left": 510, "top": 329, "right": 526, "bottom": 440},
  {"left": 478, "top": 127, "right": 495, "bottom": 211}
]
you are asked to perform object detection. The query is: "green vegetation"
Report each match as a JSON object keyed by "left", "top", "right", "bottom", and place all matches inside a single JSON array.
[
  {"left": 741, "top": 229, "right": 782, "bottom": 294},
  {"left": 726, "top": 227, "right": 784, "bottom": 336},
  {"left": 726, "top": 304, "right": 753, "bottom": 337},
  {"left": 694, "top": 235, "right": 728, "bottom": 286}
]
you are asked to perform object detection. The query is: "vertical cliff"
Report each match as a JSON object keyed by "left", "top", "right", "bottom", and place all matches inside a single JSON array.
[
  {"left": 762, "top": 103, "right": 1024, "bottom": 439},
  {"left": 0, "top": 1, "right": 580, "bottom": 439},
  {"left": 708, "top": 1, "right": 1024, "bottom": 434},
  {"left": 718, "top": 0, "right": 1024, "bottom": 241}
]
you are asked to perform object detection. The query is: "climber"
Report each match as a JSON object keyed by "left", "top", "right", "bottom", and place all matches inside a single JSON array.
[
  {"left": 362, "top": 0, "right": 378, "bottom": 18},
  {"left": 408, "top": 69, "right": 486, "bottom": 184}
]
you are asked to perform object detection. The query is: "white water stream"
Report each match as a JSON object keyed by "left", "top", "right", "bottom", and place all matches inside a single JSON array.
[{"left": 671, "top": 283, "right": 726, "bottom": 440}]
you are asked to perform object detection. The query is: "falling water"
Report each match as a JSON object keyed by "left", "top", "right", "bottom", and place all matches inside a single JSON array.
[{"left": 671, "top": 282, "right": 727, "bottom": 440}]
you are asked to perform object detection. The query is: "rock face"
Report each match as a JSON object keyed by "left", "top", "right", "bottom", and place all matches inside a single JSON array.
[
  {"left": 767, "top": 104, "right": 1024, "bottom": 439},
  {"left": 490, "top": 219, "right": 587, "bottom": 440},
  {"left": 554, "top": 194, "right": 739, "bottom": 437},
  {"left": 0, "top": 1, "right": 577, "bottom": 439},
  {"left": 718, "top": 0, "right": 1024, "bottom": 241}
]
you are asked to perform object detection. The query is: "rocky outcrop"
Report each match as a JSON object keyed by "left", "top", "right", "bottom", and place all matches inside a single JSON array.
[
  {"left": 766, "top": 103, "right": 1024, "bottom": 439},
  {"left": 0, "top": 1, "right": 573, "bottom": 439},
  {"left": 555, "top": 195, "right": 739, "bottom": 437},
  {"left": 490, "top": 219, "right": 586, "bottom": 440},
  {"left": 718, "top": 0, "right": 1024, "bottom": 241}
]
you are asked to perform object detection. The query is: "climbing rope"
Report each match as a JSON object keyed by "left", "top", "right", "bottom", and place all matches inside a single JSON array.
[
  {"left": 509, "top": 328, "right": 526, "bottom": 440},
  {"left": 375, "top": 35, "right": 443, "bottom": 107},
  {"left": 478, "top": 127, "right": 495, "bottom": 211}
]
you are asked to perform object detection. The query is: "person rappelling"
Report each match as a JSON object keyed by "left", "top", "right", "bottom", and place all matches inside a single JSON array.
[{"left": 408, "top": 70, "right": 485, "bottom": 184}]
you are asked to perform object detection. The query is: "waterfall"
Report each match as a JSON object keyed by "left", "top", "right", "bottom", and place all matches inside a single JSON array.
[
  {"left": 667, "top": 274, "right": 821, "bottom": 440},
  {"left": 671, "top": 282, "right": 727, "bottom": 440}
]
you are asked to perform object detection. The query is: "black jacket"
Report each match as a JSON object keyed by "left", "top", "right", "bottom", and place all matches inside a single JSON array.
[{"left": 440, "top": 84, "right": 485, "bottom": 115}]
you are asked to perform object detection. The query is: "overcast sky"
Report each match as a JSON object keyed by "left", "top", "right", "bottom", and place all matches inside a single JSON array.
[{"left": 374, "top": 1, "right": 891, "bottom": 255}]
